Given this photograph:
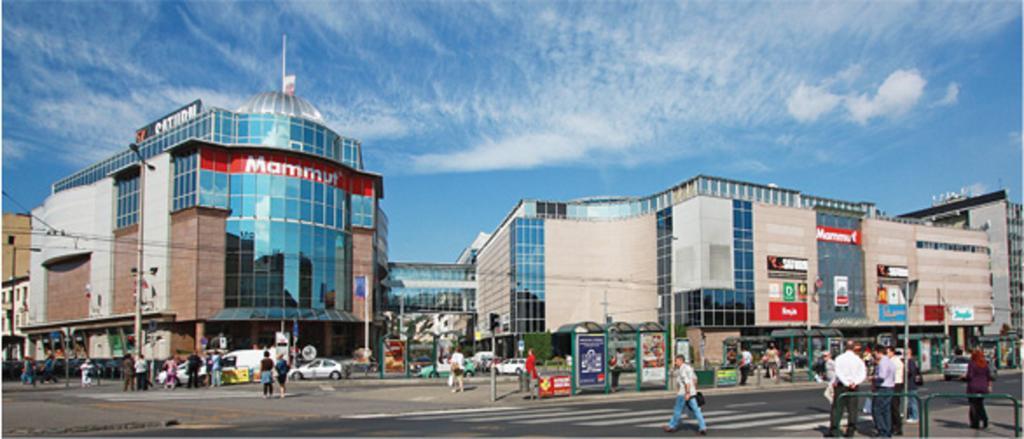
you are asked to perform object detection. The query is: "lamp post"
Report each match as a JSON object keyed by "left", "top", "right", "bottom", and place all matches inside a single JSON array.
[{"left": 128, "top": 143, "right": 154, "bottom": 357}]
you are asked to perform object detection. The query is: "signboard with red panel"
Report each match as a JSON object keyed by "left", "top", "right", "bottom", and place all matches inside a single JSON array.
[
  {"left": 199, "top": 147, "right": 377, "bottom": 196},
  {"left": 538, "top": 375, "right": 571, "bottom": 398},
  {"left": 924, "top": 305, "right": 945, "bottom": 322},
  {"left": 816, "top": 226, "right": 861, "bottom": 245},
  {"left": 769, "top": 302, "right": 807, "bottom": 321}
]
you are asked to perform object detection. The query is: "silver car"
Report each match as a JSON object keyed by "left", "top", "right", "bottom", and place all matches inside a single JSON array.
[{"left": 942, "top": 356, "right": 969, "bottom": 381}]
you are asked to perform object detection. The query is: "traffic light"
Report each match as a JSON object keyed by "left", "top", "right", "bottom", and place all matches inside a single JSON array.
[{"left": 489, "top": 313, "right": 500, "bottom": 331}]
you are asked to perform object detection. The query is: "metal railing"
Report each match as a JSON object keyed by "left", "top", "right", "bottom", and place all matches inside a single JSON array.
[
  {"left": 830, "top": 390, "right": 923, "bottom": 436},
  {"left": 921, "top": 392, "right": 1021, "bottom": 438}
]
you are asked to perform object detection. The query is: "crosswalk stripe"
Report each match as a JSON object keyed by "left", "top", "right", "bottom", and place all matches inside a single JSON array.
[
  {"left": 350, "top": 406, "right": 520, "bottom": 419},
  {"left": 639, "top": 411, "right": 787, "bottom": 428},
  {"left": 514, "top": 409, "right": 669, "bottom": 425},
  {"left": 715, "top": 413, "right": 830, "bottom": 430},
  {"left": 775, "top": 418, "right": 835, "bottom": 431},
  {"left": 579, "top": 410, "right": 737, "bottom": 427},
  {"left": 405, "top": 408, "right": 564, "bottom": 421},
  {"left": 463, "top": 408, "right": 622, "bottom": 423}
]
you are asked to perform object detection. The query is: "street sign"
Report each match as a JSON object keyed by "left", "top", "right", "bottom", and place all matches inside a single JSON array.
[
  {"left": 907, "top": 280, "right": 919, "bottom": 304},
  {"left": 517, "top": 339, "right": 525, "bottom": 353}
]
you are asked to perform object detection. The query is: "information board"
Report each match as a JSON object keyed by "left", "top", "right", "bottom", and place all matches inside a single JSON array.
[{"left": 576, "top": 335, "right": 606, "bottom": 387}]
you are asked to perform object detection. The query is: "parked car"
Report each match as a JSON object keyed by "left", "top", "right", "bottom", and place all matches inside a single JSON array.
[
  {"left": 495, "top": 358, "right": 527, "bottom": 375},
  {"left": 288, "top": 358, "right": 344, "bottom": 380},
  {"left": 419, "top": 360, "right": 477, "bottom": 378},
  {"left": 471, "top": 352, "right": 495, "bottom": 371},
  {"left": 942, "top": 356, "right": 970, "bottom": 381}
]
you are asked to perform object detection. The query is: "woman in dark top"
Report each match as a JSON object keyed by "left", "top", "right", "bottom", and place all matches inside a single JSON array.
[
  {"left": 964, "top": 349, "right": 994, "bottom": 429},
  {"left": 260, "top": 351, "right": 274, "bottom": 399}
]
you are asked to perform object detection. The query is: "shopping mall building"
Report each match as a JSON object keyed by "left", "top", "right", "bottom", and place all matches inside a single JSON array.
[
  {"left": 24, "top": 91, "right": 386, "bottom": 359},
  {"left": 474, "top": 175, "right": 997, "bottom": 363}
]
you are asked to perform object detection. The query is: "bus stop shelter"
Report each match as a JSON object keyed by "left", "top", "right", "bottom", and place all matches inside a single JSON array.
[{"left": 976, "top": 334, "right": 1020, "bottom": 369}]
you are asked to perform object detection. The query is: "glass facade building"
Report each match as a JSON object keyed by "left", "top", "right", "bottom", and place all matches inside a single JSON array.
[
  {"left": 385, "top": 263, "right": 475, "bottom": 313},
  {"left": 817, "top": 212, "right": 866, "bottom": 323},
  {"left": 512, "top": 218, "right": 545, "bottom": 333}
]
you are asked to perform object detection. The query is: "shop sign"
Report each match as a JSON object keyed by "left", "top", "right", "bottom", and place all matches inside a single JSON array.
[
  {"left": 876, "top": 265, "right": 909, "bottom": 279},
  {"left": 135, "top": 100, "right": 202, "bottom": 143},
  {"left": 769, "top": 302, "right": 807, "bottom": 321},
  {"left": 878, "top": 304, "right": 907, "bottom": 322},
  {"left": 834, "top": 276, "right": 850, "bottom": 307},
  {"left": 769, "top": 283, "right": 781, "bottom": 299},
  {"left": 715, "top": 368, "right": 738, "bottom": 387},
  {"left": 924, "top": 305, "right": 945, "bottom": 322},
  {"left": 384, "top": 339, "right": 406, "bottom": 374},
  {"left": 222, "top": 368, "right": 250, "bottom": 384},
  {"left": 783, "top": 283, "right": 797, "bottom": 302},
  {"left": 798, "top": 283, "right": 808, "bottom": 301},
  {"left": 951, "top": 307, "right": 974, "bottom": 321},
  {"left": 816, "top": 226, "right": 861, "bottom": 245},
  {"left": 640, "top": 333, "right": 666, "bottom": 383},
  {"left": 767, "top": 256, "right": 809, "bottom": 278},
  {"left": 538, "top": 375, "right": 571, "bottom": 398},
  {"left": 877, "top": 284, "right": 905, "bottom": 305},
  {"left": 576, "top": 335, "right": 606, "bottom": 387}
]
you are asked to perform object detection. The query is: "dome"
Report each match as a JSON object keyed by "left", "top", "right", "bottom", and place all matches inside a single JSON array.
[{"left": 236, "top": 91, "right": 324, "bottom": 123}]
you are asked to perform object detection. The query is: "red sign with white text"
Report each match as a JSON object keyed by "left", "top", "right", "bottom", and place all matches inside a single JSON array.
[
  {"left": 199, "top": 147, "right": 376, "bottom": 196},
  {"left": 538, "top": 375, "right": 571, "bottom": 398},
  {"left": 769, "top": 302, "right": 807, "bottom": 321},
  {"left": 924, "top": 305, "right": 945, "bottom": 322},
  {"left": 816, "top": 226, "right": 861, "bottom": 245}
]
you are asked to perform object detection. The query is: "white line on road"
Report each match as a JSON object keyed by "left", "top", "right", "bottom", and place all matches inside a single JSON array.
[
  {"left": 514, "top": 409, "right": 671, "bottom": 425},
  {"left": 714, "top": 413, "right": 831, "bottom": 430},
  {"left": 726, "top": 401, "right": 767, "bottom": 408},
  {"left": 639, "top": 411, "right": 787, "bottom": 428},
  {"left": 344, "top": 406, "right": 522, "bottom": 419},
  {"left": 406, "top": 407, "right": 568, "bottom": 421},
  {"left": 775, "top": 418, "right": 834, "bottom": 431},
  {"left": 579, "top": 410, "right": 737, "bottom": 427},
  {"left": 464, "top": 408, "right": 622, "bottom": 423}
]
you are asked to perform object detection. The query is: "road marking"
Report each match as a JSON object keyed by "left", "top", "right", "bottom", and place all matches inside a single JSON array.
[
  {"left": 406, "top": 408, "right": 567, "bottom": 421},
  {"left": 640, "top": 411, "right": 787, "bottom": 428},
  {"left": 726, "top": 401, "right": 767, "bottom": 408},
  {"left": 579, "top": 410, "right": 737, "bottom": 427},
  {"left": 345, "top": 406, "right": 521, "bottom": 419},
  {"left": 515, "top": 409, "right": 668, "bottom": 425},
  {"left": 775, "top": 418, "right": 835, "bottom": 431},
  {"left": 715, "top": 413, "right": 831, "bottom": 430},
  {"left": 464, "top": 408, "right": 621, "bottom": 423}
]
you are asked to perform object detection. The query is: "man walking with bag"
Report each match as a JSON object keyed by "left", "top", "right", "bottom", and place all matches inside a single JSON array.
[
  {"left": 663, "top": 355, "right": 707, "bottom": 435},
  {"left": 829, "top": 341, "right": 867, "bottom": 437}
]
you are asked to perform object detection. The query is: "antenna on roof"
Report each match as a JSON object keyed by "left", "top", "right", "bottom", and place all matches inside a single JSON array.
[{"left": 282, "top": 34, "right": 295, "bottom": 96}]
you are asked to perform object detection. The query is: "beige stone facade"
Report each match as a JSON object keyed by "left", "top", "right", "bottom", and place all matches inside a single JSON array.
[
  {"left": 2, "top": 213, "right": 32, "bottom": 280},
  {"left": 753, "top": 203, "right": 819, "bottom": 327}
]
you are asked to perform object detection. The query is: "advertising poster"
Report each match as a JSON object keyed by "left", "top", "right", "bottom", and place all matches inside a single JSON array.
[
  {"left": 384, "top": 339, "right": 406, "bottom": 374},
  {"left": 716, "top": 368, "right": 738, "bottom": 387},
  {"left": 640, "top": 333, "right": 667, "bottom": 383},
  {"left": 783, "top": 283, "right": 797, "bottom": 302},
  {"left": 769, "top": 302, "right": 807, "bottom": 321},
  {"left": 877, "top": 284, "right": 905, "bottom": 305},
  {"left": 951, "top": 307, "right": 975, "bottom": 321},
  {"left": 222, "top": 368, "right": 250, "bottom": 384},
  {"left": 878, "top": 304, "right": 907, "bottom": 322},
  {"left": 798, "top": 283, "right": 808, "bottom": 301},
  {"left": 608, "top": 334, "right": 636, "bottom": 372},
  {"left": 769, "top": 283, "right": 781, "bottom": 299},
  {"left": 110, "top": 334, "right": 124, "bottom": 357},
  {"left": 675, "top": 339, "right": 691, "bottom": 364},
  {"left": 834, "top": 276, "right": 849, "bottom": 307},
  {"left": 538, "top": 375, "right": 571, "bottom": 398},
  {"left": 924, "top": 305, "right": 945, "bottom": 322},
  {"left": 576, "top": 335, "right": 606, "bottom": 387}
]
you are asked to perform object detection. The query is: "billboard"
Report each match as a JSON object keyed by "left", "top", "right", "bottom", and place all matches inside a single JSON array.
[
  {"left": 834, "top": 276, "right": 850, "bottom": 307},
  {"left": 135, "top": 100, "right": 202, "bottom": 143},
  {"left": 783, "top": 283, "right": 797, "bottom": 302},
  {"left": 877, "top": 284, "right": 905, "bottom": 305},
  {"left": 878, "top": 304, "right": 907, "bottom": 323},
  {"left": 384, "top": 339, "right": 406, "bottom": 374},
  {"left": 640, "top": 333, "right": 666, "bottom": 383},
  {"left": 876, "top": 265, "right": 909, "bottom": 279},
  {"left": 951, "top": 307, "right": 974, "bottom": 321},
  {"left": 816, "top": 226, "right": 861, "bottom": 245},
  {"left": 769, "top": 302, "right": 807, "bottom": 321},
  {"left": 924, "top": 305, "right": 945, "bottom": 322},
  {"left": 538, "top": 375, "right": 571, "bottom": 398},
  {"left": 576, "top": 335, "right": 606, "bottom": 387},
  {"left": 716, "top": 368, "right": 738, "bottom": 387},
  {"left": 767, "top": 256, "right": 809, "bottom": 279}
]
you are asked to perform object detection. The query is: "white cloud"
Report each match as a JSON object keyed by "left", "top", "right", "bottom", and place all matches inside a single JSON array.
[
  {"left": 787, "top": 83, "right": 842, "bottom": 122},
  {"left": 936, "top": 82, "right": 960, "bottom": 107},
  {"left": 844, "top": 69, "right": 927, "bottom": 124}
]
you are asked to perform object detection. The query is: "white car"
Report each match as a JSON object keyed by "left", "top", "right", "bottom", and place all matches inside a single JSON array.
[
  {"left": 496, "top": 358, "right": 527, "bottom": 375},
  {"left": 288, "top": 358, "right": 344, "bottom": 380},
  {"left": 157, "top": 362, "right": 207, "bottom": 384}
]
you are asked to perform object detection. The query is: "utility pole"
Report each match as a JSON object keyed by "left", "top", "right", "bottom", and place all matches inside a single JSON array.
[
  {"left": 129, "top": 143, "right": 154, "bottom": 358},
  {"left": 904, "top": 279, "right": 918, "bottom": 423}
]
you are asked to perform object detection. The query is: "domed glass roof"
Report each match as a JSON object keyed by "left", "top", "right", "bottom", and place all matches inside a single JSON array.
[{"left": 236, "top": 91, "right": 324, "bottom": 123}]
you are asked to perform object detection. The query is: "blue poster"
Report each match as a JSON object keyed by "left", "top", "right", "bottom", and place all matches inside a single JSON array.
[
  {"left": 879, "top": 304, "right": 907, "bottom": 322},
  {"left": 355, "top": 276, "right": 367, "bottom": 298},
  {"left": 577, "top": 335, "right": 606, "bottom": 386}
]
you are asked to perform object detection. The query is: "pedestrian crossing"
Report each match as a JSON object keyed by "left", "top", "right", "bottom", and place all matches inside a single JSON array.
[
  {"left": 387, "top": 405, "right": 836, "bottom": 433},
  {"left": 76, "top": 389, "right": 260, "bottom": 402}
]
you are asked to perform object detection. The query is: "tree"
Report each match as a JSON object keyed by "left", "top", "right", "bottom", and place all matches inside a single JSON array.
[{"left": 523, "top": 332, "right": 553, "bottom": 361}]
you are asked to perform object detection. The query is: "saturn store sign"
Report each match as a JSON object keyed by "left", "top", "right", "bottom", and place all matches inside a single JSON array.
[
  {"left": 135, "top": 100, "right": 202, "bottom": 143},
  {"left": 767, "top": 256, "right": 808, "bottom": 279}
]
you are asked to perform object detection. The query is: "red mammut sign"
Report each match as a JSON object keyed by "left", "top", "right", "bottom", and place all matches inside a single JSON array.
[
  {"left": 769, "top": 302, "right": 807, "bottom": 321},
  {"left": 816, "top": 226, "right": 861, "bottom": 245}
]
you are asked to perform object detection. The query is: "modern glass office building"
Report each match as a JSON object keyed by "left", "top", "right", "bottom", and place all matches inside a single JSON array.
[
  {"left": 25, "top": 91, "right": 386, "bottom": 360},
  {"left": 384, "top": 263, "right": 476, "bottom": 314},
  {"left": 474, "top": 175, "right": 996, "bottom": 362}
]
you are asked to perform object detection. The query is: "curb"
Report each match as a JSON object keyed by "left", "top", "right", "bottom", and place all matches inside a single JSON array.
[{"left": 4, "top": 419, "right": 179, "bottom": 436}]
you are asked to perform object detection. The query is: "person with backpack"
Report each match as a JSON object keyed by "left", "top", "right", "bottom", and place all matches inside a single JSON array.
[{"left": 275, "top": 354, "right": 290, "bottom": 399}]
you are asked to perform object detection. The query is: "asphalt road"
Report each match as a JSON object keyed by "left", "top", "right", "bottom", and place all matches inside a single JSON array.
[{"left": 110, "top": 373, "right": 1022, "bottom": 437}]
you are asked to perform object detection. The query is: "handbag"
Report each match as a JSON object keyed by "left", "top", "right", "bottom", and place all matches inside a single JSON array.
[
  {"left": 694, "top": 392, "right": 706, "bottom": 407},
  {"left": 913, "top": 373, "right": 923, "bottom": 386}
]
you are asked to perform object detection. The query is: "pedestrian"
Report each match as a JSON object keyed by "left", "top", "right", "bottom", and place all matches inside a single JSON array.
[
  {"left": 766, "top": 344, "right": 780, "bottom": 380},
  {"left": 905, "top": 350, "right": 922, "bottom": 424},
  {"left": 829, "top": 341, "right": 867, "bottom": 438},
  {"left": 889, "top": 349, "right": 904, "bottom": 436},
  {"left": 80, "top": 358, "right": 94, "bottom": 387},
  {"left": 164, "top": 356, "right": 178, "bottom": 390},
  {"left": 204, "top": 353, "right": 213, "bottom": 387},
  {"left": 964, "top": 348, "right": 994, "bottom": 429},
  {"left": 135, "top": 354, "right": 149, "bottom": 391},
  {"left": 43, "top": 354, "right": 56, "bottom": 384},
  {"left": 611, "top": 348, "right": 625, "bottom": 391},
  {"left": 210, "top": 351, "right": 222, "bottom": 387},
  {"left": 187, "top": 351, "right": 201, "bottom": 389},
  {"left": 870, "top": 345, "right": 896, "bottom": 438},
  {"left": 739, "top": 347, "right": 753, "bottom": 385},
  {"left": 122, "top": 354, "right": 135, "bottom": 392},
  {"left": 663, "top": 355, "right": 707, "bottom": 435},
  {"left": 21, "top": 357, "right": 36, "bottom": 386},
  {"left": 525, "top": 348, "right": 539, "bottom": 399},
  {"left": 862, "top": 346, "right": 874, "bottom": 414},
  {"left": 823, "top": 352, "right": 836, "bottom": 383},
  {"left": 260, "top": 351, "right": 274, "bottom": 399},
  {"left": 449, "top": 346, "right": 465, "bottom": 393},
  {"left": 275, "top": 354, "right": 290, "bottom": 399}
]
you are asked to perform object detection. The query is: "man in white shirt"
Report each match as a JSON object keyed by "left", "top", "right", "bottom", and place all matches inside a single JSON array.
[
  {"left": 448, "top": 347, "right": 465, "bottom": 393},
  {"left": 889, "top": 349, "right": 905, "bottom": 436},
  {"left": 829, "top": 341, "right": 867, "bottom": 437},
  {"left": 739, "top": 348, "right": 753, "bottom": 386},
  {"left": 664, "top": 355, "right": 707, "bottom": 435}
]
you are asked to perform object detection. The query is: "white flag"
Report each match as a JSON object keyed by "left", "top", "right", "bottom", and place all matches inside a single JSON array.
[{"left": 283, "top": 75, "right": 296, "bottom": 96}]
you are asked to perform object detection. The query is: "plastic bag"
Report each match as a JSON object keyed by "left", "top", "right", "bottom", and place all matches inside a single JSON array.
[{"left": 448, "top": 374, "right": 454, "bottom": 387}]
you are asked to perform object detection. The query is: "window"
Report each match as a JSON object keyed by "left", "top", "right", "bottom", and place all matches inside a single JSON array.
[
  {"left": 115, "top": 176, "right": 140, "bottom": 229},
  {"left": 172, "top": 152, "right": 198, "bottom": 211}
]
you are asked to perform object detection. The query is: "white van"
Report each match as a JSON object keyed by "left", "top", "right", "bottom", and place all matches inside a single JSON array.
[{"left": 221, "top": 349, "right": 272, "bottom": 381}]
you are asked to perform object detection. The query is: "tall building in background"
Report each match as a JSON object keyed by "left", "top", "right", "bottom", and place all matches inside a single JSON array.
[
  {"left": 25, "top": 90, "right": 386, "bottom": 360},
  {"left": 902, "top": 190, "right": 1023, "bottom": 338},
  {"left": 2, "top": 213, "right": 32, "bottom": 360}
]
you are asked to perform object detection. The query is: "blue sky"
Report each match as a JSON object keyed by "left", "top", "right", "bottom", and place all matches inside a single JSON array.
[{"left": 3, "top": 1, "right": 1022, "bottom": 263}]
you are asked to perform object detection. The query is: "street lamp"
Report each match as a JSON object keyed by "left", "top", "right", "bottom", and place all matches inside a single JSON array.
[{"left": 128, "top": 143, "right": 154, "bottom": 358}]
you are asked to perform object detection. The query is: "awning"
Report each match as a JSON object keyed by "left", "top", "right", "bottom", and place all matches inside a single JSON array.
[
  {"left": 208, "top": 308, "right": 359, "bottom": 322},
  {"left": 554, "top": 321, "right": 604, "bottom": 334},
  {"left": 826, "top": 317, "right": 877, "bottom": 328},
  {"left": 601, "top": 322, "right": 637, "bottom": 333}
]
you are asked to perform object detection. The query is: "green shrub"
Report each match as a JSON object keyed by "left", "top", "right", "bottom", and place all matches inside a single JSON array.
[{"left": 523, "top": 332, "right": 553, "bottom": 361}]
